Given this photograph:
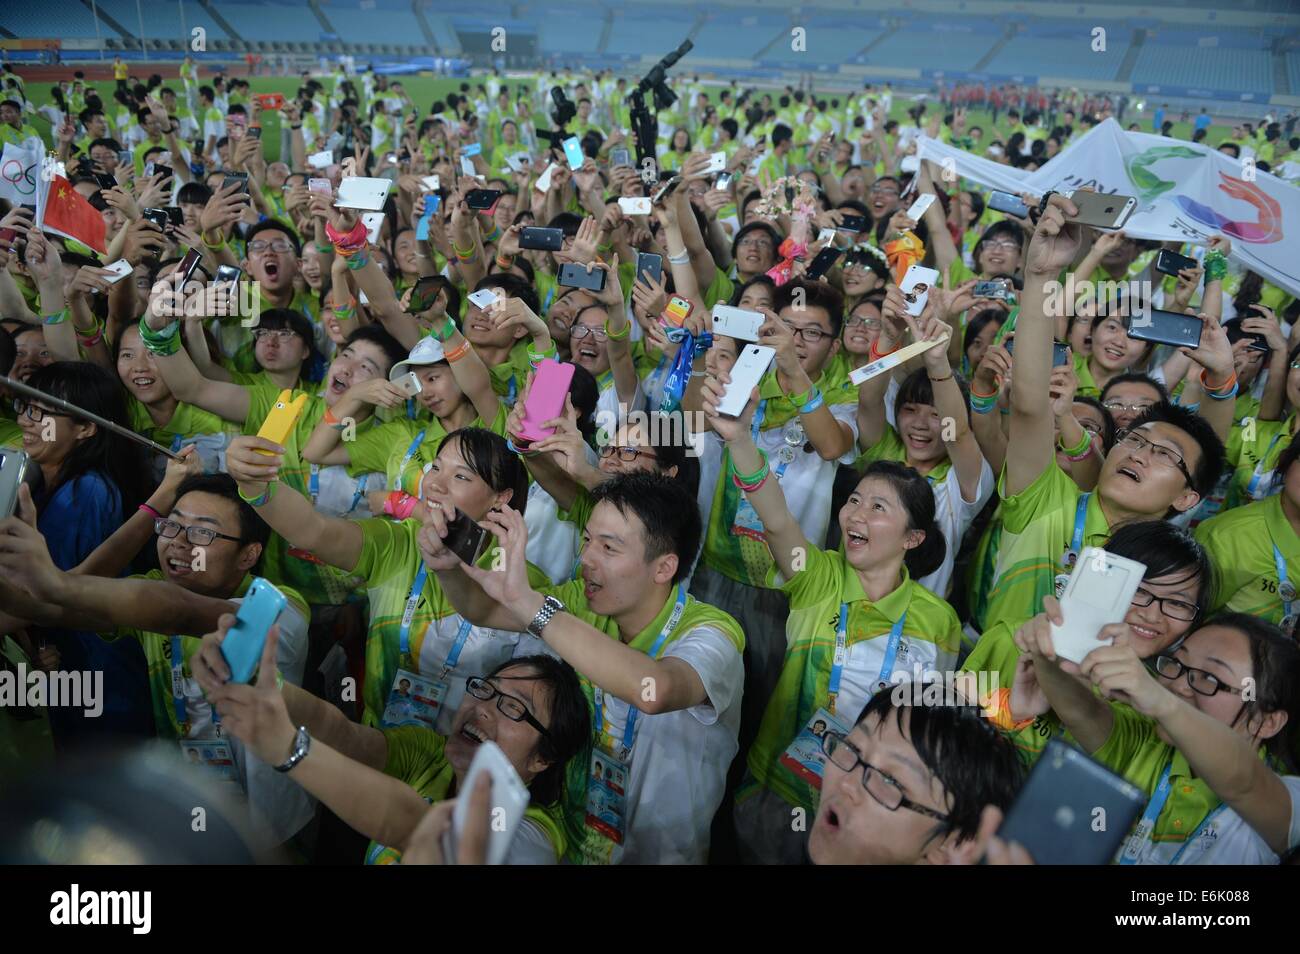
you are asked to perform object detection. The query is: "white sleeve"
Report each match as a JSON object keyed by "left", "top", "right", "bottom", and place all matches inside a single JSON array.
[
  {"left": 829, "top": 399, "right": 861, "bottom": 465},
  {"left": 504, "top": 817, "right": 560, "bottom": 864},
  {"left": 663, "top": 624, "right": 744, "bottom": 727}
]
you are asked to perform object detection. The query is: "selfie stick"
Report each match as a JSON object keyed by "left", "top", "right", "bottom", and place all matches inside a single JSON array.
[{"left": 0, "top": 374, "right": 186, "bottom": 462}]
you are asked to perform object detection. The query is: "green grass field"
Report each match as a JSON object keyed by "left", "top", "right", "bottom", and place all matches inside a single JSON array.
[{"left": 20, "top": 74, "right": 1231, "bottom": 165}]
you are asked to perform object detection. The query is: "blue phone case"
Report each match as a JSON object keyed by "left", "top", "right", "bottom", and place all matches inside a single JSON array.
[
  {"left": 562, "top": 137, "right": 584, "bottom": 169},
  {"left": 416, "top": 195, "right": 441, "bottom": 240},
  {"left": 461, "top": 142, "right": 482, "bottom": 158},
  {"left": 221, "top": 577, "right": 287, "bottom": 684}
]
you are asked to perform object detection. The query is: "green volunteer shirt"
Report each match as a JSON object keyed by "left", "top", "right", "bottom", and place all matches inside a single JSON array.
[
  {"left": 963, "top": 502, "right": 1005, "bottom": 633},
  {"left": 703, "top": 266, "right": 734, "bottom": 311},
  {"left": 983, "top": 462, "right": 1111, "bottom": 627},
  {"left": 108, "top": 571, "right": 308, "bottom": 739},
  {"left": 1196, "top": 493, "right": 1300, "bottom": 626},
  {"left": 1072, "top": 352, "right": 1101, "bottom": 399},
  {"left": 745, "top": 549, "right": 961, "bottom": 812},
  {"left": 854, "top": 423, "right": 954, "bottom": 483},
  {"left": 347, "top": 515, "right": 552, "bottom": 728},
  {"left": 132, "top": 136, "right": 168, "bottom": 177},
  {"left": 550, "top": 578, "right": 744, "bottom": 864},
  {"left": 127, "top": 396, "right": 239, "bottom": 453},
  {"left": 0, "top": 416, "right": 20, "bottom": 449},
  {"left": 486, "top": 339, "right": 536, "bottom": 405},
  {"left": 344, "top": 404, "right": 509, "bottom": 496},
  {"left": 1218, "top": 414, "right": 1294, "bottom": 513}
]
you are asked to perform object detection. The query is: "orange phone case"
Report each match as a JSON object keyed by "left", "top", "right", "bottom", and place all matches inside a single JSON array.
[
  {"left": 255, "top": 390, "right": 308, "bottom": 454},
  {"left": 255, "top": 93, "right": 285, "bottom": 110}
]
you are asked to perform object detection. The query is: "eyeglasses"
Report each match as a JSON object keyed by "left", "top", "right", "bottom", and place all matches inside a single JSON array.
[
  {"left": 252, "top": 329, "right": 301, "bottom": 343},
  {"left": 1131, "top": 586, "right": 1199, "bottom": 622},
  {"left": 570, "top": 325, "right": 608, "bottom": 343},
  {"left": 737, "top": 237, "right": 774, "bottom": 250},
  {"left": 12, "top": 398, "right": 72, "bottom": 424},
  {"left": 1103, "top": 400, "right": 1155, "bottom": 416},
  {"left": 868, "top": 185, "right": 900, "bottom": 196},
  {"left": 781, "top": 319, "right": 833, "bottom": 344},
  {"left": 821, "top": 732, "right": 950, "bottom": 823},
  {"left": 599, "top": 445, "right": 656, "bottom": 463},
  {"left": 1079, "top": 418, "right": 1105, "bottom": 436},
  {"left": 1115, "top": 429, "right": 1193, "bottom": 486},
  {"left": 845, "top": 315, "right": 882, "bottom": 331},
  {"left": 464, "top": 676, "right": 553, "bottom": 738},
  {"left": 154, "top": 517, "right": 242, "bottom": 547},
  {"left": 982, "top": 239, "right": 1021, "bottom": 251},
  {"left": 248, "top": 239, "right": 294, "bottom": 254},
  {"left": 1154, "top": 654, "right": 1242, "bottom": 698}
]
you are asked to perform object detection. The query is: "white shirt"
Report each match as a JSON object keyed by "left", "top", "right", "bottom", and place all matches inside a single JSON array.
[
  {"left": 414, "top": 611, "right": 528, "bottom": 736},
  {"left": 1161, "top": 776, "right": 1300, "bottom": 865},
  {"left": 918, "top": 456, "right": 995, "bottom": 599}
]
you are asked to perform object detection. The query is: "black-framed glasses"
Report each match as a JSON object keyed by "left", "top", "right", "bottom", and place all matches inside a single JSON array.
[
  {"left": 248, "top": 239, "right": 294, "bottom": 254},
  {"left": 12, "top": 398, "right": 72, "bottom": 424},
  {"left": 1131, "top": 586, "right": 1199, "bottom": 623},
  {"left": 153, "top": 518, "right": 242, "bottom": 548},
  {"left": 1103, "top": 400, "right": 1156, "bottom": 416},
  {"left": 821, "top": 731, "right": 950, "bottom": 823},
  {"left": 845, "top": 315, "right": 882, "bottom": 330},
  {"left": 465, "top": 676, "right": 553, "bottom": 739},
  {"left": 569, "top": 325, "right": 608, "bottom": 343},
  {"left": 780, "top": 319, "right": 833, "bottom": 344},
  {"left": 1154, "top": 655, "right": 1243, "bottom": 698},
  {"left": 599, "top": 445, "right": 656, "bottom": 463},
  {"left": 1115, "top": 429, "right": 1193, "bottom": 486}
]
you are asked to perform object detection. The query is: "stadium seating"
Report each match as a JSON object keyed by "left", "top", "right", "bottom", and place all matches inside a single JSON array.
[
  {"left": 210, "top": 0, "right": 320, "bottom": 45},
  {"left": 93, "top": 0, "right": 231, "bottom": 45},
  {"left": 985, "top": 36, "right": 1131, "bottom": 81},
  {"left": 0, "top": 5, "right": 116, "bottom": 39},
  {"left": 692, "top": 13, "right": 787, "bottom": 61},
  {"left": 864, "top": 26, "right": 991, "bottom": 72},
  {"left": 1131, "top": 43, "right": 1274, "bottom": 94},
  {"left": 534, "top": 7, "right": 607, "bottom": 56},
  {"left": 319, "top": 0, "right": 426, "bottom": 48},
  {"left": 605, "top": 15, "right": 696, "bottom": 58}
]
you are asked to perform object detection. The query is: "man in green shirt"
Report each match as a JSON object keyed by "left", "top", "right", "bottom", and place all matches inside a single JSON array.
[{"left": 0, "top": 99, "right": 41, "bottom": 150}]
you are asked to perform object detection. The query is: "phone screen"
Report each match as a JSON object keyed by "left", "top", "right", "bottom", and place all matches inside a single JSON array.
[{"left": 444, "top": 511, "right": 488, "bottom": 565}]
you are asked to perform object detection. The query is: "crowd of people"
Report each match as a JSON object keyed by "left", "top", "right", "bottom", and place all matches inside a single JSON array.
[{"left": 0, "top": 57, "right": 1298, "bottom": 867}]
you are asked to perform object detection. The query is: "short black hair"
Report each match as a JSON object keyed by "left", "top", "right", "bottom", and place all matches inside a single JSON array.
[
  {"left": 473, "top": 271, "right": 539, "bottom": 316},
  {"left": 177, "top": 182, "right": 213, "bottom": 206},
  {"left": 1100, "top": 371, "right": 1170, "bottom": 405},
  {"left": 435, "top": 427, "right": 529, "bottom": 517},
  {"left": 1104, "top": 520, "right": 1215, "bottom": 629},
  {"left": 0, "top": 324, "right": 14, "bottom": 377},
  {"left": 1125, "top": 401, "right": 1226, "bottom": 504},
  {"left": 1202, "top": 613, "right": 1300, "bottom": 766},
  {"left": 856, "top": 691, "right": 1024, "bottom": 843},
  {"left": 855, "top": 460, "right": 946, "bottom": 579},
  {"left": 589, "top": 472, "right": 701, "bottom": 584},
  {"left": 894, "top": 365, "right": 972, "bottom": 426},
  {"left": 172, "top": 473, "right": 271, "bottom": 549},
  {"left": 243, "top": 220, "right": 301, "bottom": 257},
  {"left": 774, "top": 279, "right": 845, "bottom": 336},
  {"left": 341, "top": 324, "right": 405, "bottom": 374}
]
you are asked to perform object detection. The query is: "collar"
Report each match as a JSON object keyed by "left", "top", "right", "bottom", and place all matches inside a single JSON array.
[
  {"left": 621, "top": 584, "right": 686, "bottom": 653},
  {"left": 840, "top": 561, "right": 913, "bottom": 626}
]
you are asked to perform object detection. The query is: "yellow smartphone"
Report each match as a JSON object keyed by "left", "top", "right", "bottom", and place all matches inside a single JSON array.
[
  {"left": 255, "top": 390, "right": 308, "bottom": 455},
  {"left": 662, "top": 295, "right": 692, "bottom": 328}
]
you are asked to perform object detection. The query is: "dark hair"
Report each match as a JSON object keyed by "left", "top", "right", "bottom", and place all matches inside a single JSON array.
[
  {"left": 894, "top": 365, "right": 972, "bottom": 426},
  {"left": 567, "top": 363, "right": 599, "bottom": 444},
  {"left": 856, "top": 691, "right": 1023, "bottom": 843},
  {"left": 473, "top": 272, "right": 539, "bottom": 317},
  {"left": 1073, "top": 394, "right": 1116, "bottom": 452},
  {"left": 172, "top": 473, "right": 271, "bottom": 550},
  {"left": 731, "top": 221, "right": 783, "bottom": 261},
  {"left": 25, "top": 362, "right": 149, "bottom": 513},
  {"left": 0, "top": 324, "right": 14, "bottom": 376},
  {"left": 1125, "top": 402, "right": 1226, "bottom": 505},
  {"left": 256, "top": 308, "right": 323, "bottom": 382},
  {"left": 1100, "top": 371, "right": 1170, "bottom": 406},
  {"left": 730, "top": 274, "right": 777, "bottom": 308},
  {"left": 855, "top": 460, "right": 946, "bottom": 579},
  {"left": 973, "top": 220, "right": 1024, "bottom": 275},
  {"left": 771, "top": 123, "right": 793, "bottom": 148},
  {"left": 774, "top": 279, "right": 845, "bottom": 336},
  {"left": 243, "top": 220, "right": 302, "bottom": 257},
  {"left": 963, "top": 308, "right": 1006, "bottom": 358},
  {"left": 341, "top": 324, "right": 405, "bottom": 374},
  {"left": 589, "top": 472, "right": 701, "bottom": 584},
  {"left": 435, "top": 427, "right": 529, "bottom": 517},
  {"left": 177, "top": 182, "right": 212, "bottom": 206},
  {"left": 88, "top": 136, "right": 123, "bottom": 156},
  {"left": 1104, "top": 520, "right": 1214, "bottom": 629},
  {"left": 485, "top": 655, "right": 589, "bottom": 806},
  {"left": 1271, "top": 436, "right": 1300, "bottom": 486}
]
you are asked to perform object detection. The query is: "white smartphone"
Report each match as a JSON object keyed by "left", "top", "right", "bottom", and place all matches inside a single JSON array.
[
  {"left": 102, "top": 259, "right": 134, "bottom": 284},
  {"left": 717, "top": 344, "right": 775, "bottom": 418},
  {"left": 900, "top": 265, "right": 940, "bottom": 317},
  {"left": 468, "top": 289, "right": 499, "bottom": 310},
  {"left": 711, "top": 304, "right": 764, "bottom": 343},
  {"left": 905, "top": 193, "right": 936, "bottom": 221},
  {"left": 533, "top": 162, "right": 557, "bottom": 193},
  {"left": 361, "top": 212, "right": 385, "bottom": 245},
  {"left": 899, "top": 155, "right": 921, "bottom": 174},
  {"left": 618, "top": 196, "right": 652, "bottom": 216},
  {"left": 746, "top": 154, "right": 764, "bottom": 176},
  {"left": 705, "top": 151, "right": 727, "bottom": 174},
  {"left": 335, "top": 176, "right": 392, "bottom": 211},
  {"left": 444, "top": 740, "right": 530, "bottom": 865},
  {"left": 505, "top": 152, "right": 530, "bottom": 173},
  {"left": 1051, "top": 547, "right": 1147, "bottom": 665},
  {"left": 307, "top": 177, "right": 333, "bottom": 196},
  {"left": 308, "top": 150, "right": 334, "bottom": 170},
  {"left": 394, "top": 371, "right": 422, "bottom": 397},
  {"left": 421, "top": 174, "right": 441, "bottom": 192}
]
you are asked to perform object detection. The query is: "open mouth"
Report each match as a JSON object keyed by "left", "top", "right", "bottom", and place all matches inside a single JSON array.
[
  {"left": 845, "top": 529, "right": 868, "bottom": 549},
  {"left": 165, "top": 555, "right": 193, "bottom": 577},
  {"left": 1116, "top": 464, "right": 1142, "bottom": 483},
  {"left": 132, "top": 375, "right": 157, "bottom": 390},
  {"left": 905, "top": 432, "right": 933, "bottom": 450},
  {"left": 1130, "top": 624, "right": 1161, "bottom": 641},
  {"left": 460, "top": 722, "right": 488, "bottom": 746},
  {"left": 578, "top": 347, "right": 598, "bottom": 361},
  {"left": 1102, "top": 345, "right": 1126, "bottom": 362},
  {"left": 329, "top": 375, "right": 348, "bottom": 394},
  {"left": 264, "top": 261, "right": 280, "bottom": 281},
  {"left": 583, "top": 577, "right": 603, "bottom": 601}
]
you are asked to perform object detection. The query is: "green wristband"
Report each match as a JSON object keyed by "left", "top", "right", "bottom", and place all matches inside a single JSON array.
[
  {"left": 1203, "top": 250, "right": 1228, "bottom": 285},
  {"left": 139, "top": 319, "right": 181, "bottom": 356}
]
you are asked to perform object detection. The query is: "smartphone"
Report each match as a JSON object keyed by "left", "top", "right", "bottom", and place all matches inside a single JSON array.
[
  {"left": 1154, "top": 248, "right": 1198, "bottom": 278},
  {"left": 361, "top": 211, "right": 385, "bottom": 245},
  {"left": 988, "top": 190, "right": 1030, "bottom": 218},
  {"left": 178, "top": 247, "right": 204, "bottom": 285},
  {"left": 461, "top": 142, "right": 482, "bottom": 158},
  {"left": 635, "top": 251, "right": 662, "bottom": 287},
  {"left": 117, "top": 149, "right": 133, "bottom": 168},
  {"left": 94, "top": 172, "right": 117, "bottom": 190},
  {"left": 504, "top": 152, "right": 531, "bottom": 173},
  {"left": 704, "top": 151, "right": 727, "bottom": 174},
  {"left": 393, "top": 371, "right": 423, "bottom": 398},
  {"left": 215, "top": 264, "right": 242, "bottom": 284},
  {"left": 715, "top": 171, "right": 734, "bottom": 192},
  {"left": 558, "top": 263, "right": 607, "bottom": 292},
  {"left": 308, "top": 150, "right": 334, "bottom": 170},
  {"left": 141, "top": 207, "right": 170, "bottom": 230},
  {"left": 995, "top": 740, "right": 1145, "bottom": 866},
  {"left": 255, "top": 390, "right": 309, "bottom": 454},
  {"left": 1004, "top": 337, "right": 1070, "bottom": 367},
  {"left": 443, "top": 508, "right": 490, "bottom": 566},
  {"left": 835, "top": 213, "right": 869, "bottom": 233},
  {"left": 900, "top": 264, "right": 940, "bottom": 317},
  {"left": 1051, "top": 546, "right": 1146, "bottom": 664},
  {"left": 445, "top": 740, "right": 530, "bottom": 865},
  {"left": 805, "top": 246, "right": 843, "bottom": 281},
  {"left": 0, "top": 448, "right": 29, "bottom": 519},
  {"left": 102, "top": 259, "right": 134, "bottom": 284},
  {"left": 905, "top": 193, "right": 936, "bottom": 221},
  {"left": 221, "top": 577, "right": 289, "bottom": 684},
  {"left": 711, "top": 304, "right": 764, "bottom": 343},
  {"left": 335, "top": 176, "right": 392, "bottom": 211},
  {"left": 610, "top": 147, "right": 632, "bottom": 168},
  {"left": 162, "top": 206, "right": 184, "bottom": 227},
  {"left": 618, "top": 196, "right": 652, "bottom": 216},
  {"left": 514, "top": 358, "right": 577, "bottom": 446},
  {"left": 650, "top": 175, "right": 681, "bottom": 205},
  {"left": 247, "top": 126, "right": 262, "bottom": 141},
  {"left": 1065, "top": 191, "right": 1137, "bottom": 230},
  {"left": 467, "top": 288, "right": 499, "bottom": 310},
  {"left": 406, "top": 276, "right": 444, "bottom": 315},
  {"left": 899, "top": 155, "right": 920, "bottom": 174},
  {"left": 465, "top": 189, "right": 503, "bottom": 210},
  {"left": 222, "top": 173, "right": 249, "bottom": 196},
  {"left": 416, "top": 196, "right": 441, "bottom": 240},
  {"left": 150, "top": 164, "right": 174, "bottom": 182},
  {"left": 518, "top": 226, "right": 564, "bottom": 252},
  {"left": 662, "top": 295, "right": 692, "bottom": 328},
  {"left": 973, "top": 279, "right": 1014, "bottom": 301},
  {"left": 421, "top": 174, "right": 441, "bottom": 192},
  {"left": 1227, "top": 318, "right": 1270, "bottom": 354},
  {"left": 533, "top": 162, "right": 557, "bottom": 193},
  {"left": 254, "top": 92, "right": 285, "bottom": 110},
  {"left": 717, "top": 345, "right": 775, "bottom": 417},
  {"left": 561, "top": 136, "right": 584, "bottom": 170},
  {"left": 308, "top": 177, "right": 333, "bottom": 196},
  {"left": 1124, "top": 309, "right": 1203, "bottom": 350}
]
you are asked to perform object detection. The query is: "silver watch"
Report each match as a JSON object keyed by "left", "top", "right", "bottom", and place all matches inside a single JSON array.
[
  {"left": 527, "top": 595, "right": 565, "bottom": 639},
  {"left": 274, "top": 725, "right": 311, "bottom": 773}
]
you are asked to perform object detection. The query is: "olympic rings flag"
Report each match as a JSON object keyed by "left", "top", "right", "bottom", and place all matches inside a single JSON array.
[
  {"left": 917, "top": 118, "right": 1300, "bottom": 299},
  {"left": 0, "top": 142, "right": 41, "bottom": 206}
]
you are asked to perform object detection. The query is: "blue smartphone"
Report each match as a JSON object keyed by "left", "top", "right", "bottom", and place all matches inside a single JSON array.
[
  {"left": 461, "top": 142, "right": 482, "bottom": 158},
  {"left": 562, "top": 136, "right": 584, "bottom": 170},
  {"left": 416, "top": 195, "right": 441, "bottom": 241},
  {"left": 221, "top": 577, "right": 288, "bottom": 684}
]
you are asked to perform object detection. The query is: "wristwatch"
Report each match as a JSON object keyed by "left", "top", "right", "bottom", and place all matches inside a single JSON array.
[
  {"left": 274, "top": 725, "right": 311, "bottom": 773},
  {"left": 527, "top": 595, "right": 565, "bottom": 639}
]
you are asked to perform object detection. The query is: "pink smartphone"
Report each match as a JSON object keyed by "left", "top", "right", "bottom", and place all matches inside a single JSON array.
[{"left": 514, "top": 359, "right": 576, "bottom": 447}]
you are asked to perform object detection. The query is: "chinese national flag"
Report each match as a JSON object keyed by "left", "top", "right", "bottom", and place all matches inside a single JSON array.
[{"left": 39, "top": 175, "right": 107, "bottom": 256}]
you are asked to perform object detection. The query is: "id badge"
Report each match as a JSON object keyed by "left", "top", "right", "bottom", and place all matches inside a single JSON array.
[
  {"left": 584, "top": 748, "right": 630, "bottom": 845},
  {"left": 1119, "top": 819, "right": 1153, "bottom": 863},
  {"left": 179, "top": 739, "right": 239, "bottom": 784},
  {"left": 731, "top": 496, "right": 766, "bottom": 541},
  {"left": 380, "top": 668, "right": 446, "bottom": 729},
  {"left": 779, "top": 707, "right": 850, "bottom": 789}
]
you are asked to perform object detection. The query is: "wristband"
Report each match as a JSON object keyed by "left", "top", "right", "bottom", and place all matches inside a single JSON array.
[
  {"left": 238, "top": 482, "right": 277, "bottom": 507},
  {"left": 138, "top": 503, "right": 163, "bottom": 520},
  {"left": 1057, "top": 428, "right": 1092, "bottom": 459},
  {"left": 1066, "top": 437, "right": 1097, "bottom": 463},
  {"left": 927, "top": 372, "right": 954, "bottom": 384},
  {"left": 495, "top": 254, "right": 514, "bottom": 270},
  {"left": 604, "top": 319, "right": 630, "bottom": 341},
  {"left": 668, "top": 249, "right": 691, "bottom": 265},
  {"left": 42, "top": 308, "right": 68, "bottom": 326},
  {"left": 314, "top": 242, "right": 332, "bottom": 255},
  {"left": 983, "top": 687, "right": 1037, "bottom": 732},
  {"left": 482, "top": 224, "right": 502, "bottom": 245},
  {"left": 344, "top": 248, "right": 371, "bottom": 271},
  {"left": 383, "top": 491, "right": 420, "bottom": 521},
  {"left": 434, "top": 317, "right": 457, "bottom": 341},
  {"left": 140, "top": 319, "right": 181, "bottom": 356},
  {"left": 869, "top": 339, "right": 900, "bottom": 361},
  {"left": 970, "top": 393, "right": 997, "bottom": 415},
  {"left": 451, "top": 239, "right": 476, "bottom": 259},
  {"left": 800, "top": 389, "right": 824, "bottom": 415},
  {"left": 445, "top": 340, "right": 472, "bottom": 362},
  {"left": 325, "top": 219, "right": 367, "bottom": 255},
  {"left": 202, "top": 230, "right": 226, "bottom": 250},
  {"left": 729, "top": 449, "right": 770, "bottom": 489},
  {"left": 1203, "top": 249, "right": 1228, "bottom": 284},
  {"left": 1200, "top": 367, "right": 1237, "bottom": 395},
  {"left": 787, "top": 385, "right": 815, "bottom": 408}
]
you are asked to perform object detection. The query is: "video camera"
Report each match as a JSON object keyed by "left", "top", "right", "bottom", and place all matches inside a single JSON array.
[
  {"left": 536, "top": 86, "right": 578, "bottom": 148},
  {"left": 627, "top": 39, "right": 693, "bottom": 170}
]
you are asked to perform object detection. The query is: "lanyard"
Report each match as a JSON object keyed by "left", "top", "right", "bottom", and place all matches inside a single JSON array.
[
  {"left": 308, "top": 463, "right": 320, "bottom": 501},
  {"left": 750, "top": 400, "right": 796, "bottom": 480},
  {"left": 440, "top": 618, "right": 474, "bottom": 678},
  {"left": 1063, "top": 492, "right": 1090, "bottom": 566},
  {"left": 1170, "top": 803, "right": 1228, "bottom": 864},
  {"left": 506, "top": 376, "right": 517, "bottom": 407},
  {"left": 349, "top": 473, "right": 369, "bottom": 516},
  {"left": 827, "top": 603, "right": 908, "bottom": 713},
  {"left": 594, "top": 582, "right": 687, "bottom": 759},
  {"left": 398, "top": 564, "right": 429, "bottom": 660},
  {"left": 1274, "top": 543, "right": 1294, "bottom": 620},
  {"left": 1246, "top": 433, "right": 1285, "bottom": 499},
  {"left": 399, "top": 429, "right": 427, "bottom": 486},
  {"left": 170, "top": 635, "right": 188, "bottom": 731},
  {"left": 1119, "top": 760, "right": 1173, "bottom": 865}
]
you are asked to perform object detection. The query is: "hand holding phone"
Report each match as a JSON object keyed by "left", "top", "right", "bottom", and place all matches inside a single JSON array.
[
  {"left": 221, "top": 578, "right": 289, "bottom": 684},
  {"left": 1050, "top": 547, "right": 1147, "bottom": 664},
  {"left": 716, "top": 345, "right": 775, "bottom": 417},
  {"left": 255, "top": 390, "right": 309, "bottom": 454},
  {"left": 514, "top": 359, "right": 576, "bottom": 445},
  {"left": 444, "top": 741, "right": 530, "bottom": 865}
]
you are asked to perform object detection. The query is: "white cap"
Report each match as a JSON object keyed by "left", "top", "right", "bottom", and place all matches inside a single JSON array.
[{"left": 389, "top": 335, "right": 446, "bottom": 381}]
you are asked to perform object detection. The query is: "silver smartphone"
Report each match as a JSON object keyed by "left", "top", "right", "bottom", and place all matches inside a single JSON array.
[{"left": 0, "top": 448, "right": 29, "bottom": 519}]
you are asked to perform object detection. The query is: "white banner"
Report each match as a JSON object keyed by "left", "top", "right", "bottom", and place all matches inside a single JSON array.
[
  {"left": 0, "top": 142, "right": 40, "bottom": 207},
  {"left": 917, "top": 118, "right": 1300, "bottom": 299}
]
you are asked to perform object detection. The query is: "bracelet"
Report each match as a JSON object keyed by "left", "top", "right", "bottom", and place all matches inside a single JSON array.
[
  {"left": 202, "top": 230, "right": 226, "bottom": 250},
  {"left": 729, "top": 449, "right": 770, "bottom": 488},
  {"left": 434, "top": 317, "right": 457, "bottom": 341},
  {"left": 238, "top": 482, "right": 276, "bottom": 507},
  {"left": 138, "top": 503, "right": 163, "bottom": 520},
  {"left": 800, "top": 389, "right": 824, "bottom": 415},
  {"left": 787, "top": 385, "right": 815, "bottom": 408},
  {"left": 869, "top": 339, "right": 900, "bottom": 360},
  {"left": 1057, "top": 428, "right": 1092, "bottom": 459},
  {"left": 927, "top": 372, "right": 954, "bottom": 384},
  {"left": 969, "top": 382, "right": 999, "bottom": 399},
  {"left": 290, "top": 125, "right": 303, "bottom": 130},
  {"left": 451, "top": 239, "right": 476, "bottom": 259},
  {"left": 42, "top": 308, "right": 68, "bottom": 326},
  {"left": 140, "top": 319, "right": 181, "bottom": 356},
  {"left": 668, "top": 249, "right": 691, "bottom": 265},
  {"left": 1205, "top": 381, "right": 1238, "bottom": 401},
  {"left": 314, "top": 242, "right": 332, "bottom": 254},
  {"left": 383, "top": 490, "right": 420, "bottom": 520},
  {"left": 344, "top": 249, "right": 371, "bottom": 271},
  {"left": 604, "top": 319, "right": 630, "bottom": 341},
  {"left": 445, "top": 340, "right": 472, "bottom": 362},
  {"left": 1200, "top": 367, "right": 1237, "bottom": 395},
  {"left": 482, "top": 224, "right": 502, "bottom": 245},
  {"left": 1203, "top": 249, "right": 1228, "bottom": 284},
  {"left": 1066, "top": 437, "right": 1097, "bottom": 463},
  {"left": 970, "top": 394, "right": 997, "bottom": 415}
]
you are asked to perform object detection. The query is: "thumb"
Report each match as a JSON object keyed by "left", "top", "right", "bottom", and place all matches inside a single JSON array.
[
  {"left": 16, "top": 484, "right": 36, "bottom": 528},
  {"left": 255, "top": 622, "right": 280, "bottom": 688},
  {"left": 459, "top": 773, "right": 493, "bottom": 865}
]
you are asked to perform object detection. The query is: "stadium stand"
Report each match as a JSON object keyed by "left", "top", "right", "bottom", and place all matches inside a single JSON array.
[
  {"left": 1131, "top": 40, "right": 1275, "bottom": 95},
  {"left": 93, "top": 0, "right": 231, "bottom": 46},
  {"left": 318, "top": 0, "right": 426, "bottom": 49},
  {"left": 0, "top": 5, "right": 117, "bottom": 39},
  {"left": 209, "top": 0, "right": 321, "bottom": 46}
]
